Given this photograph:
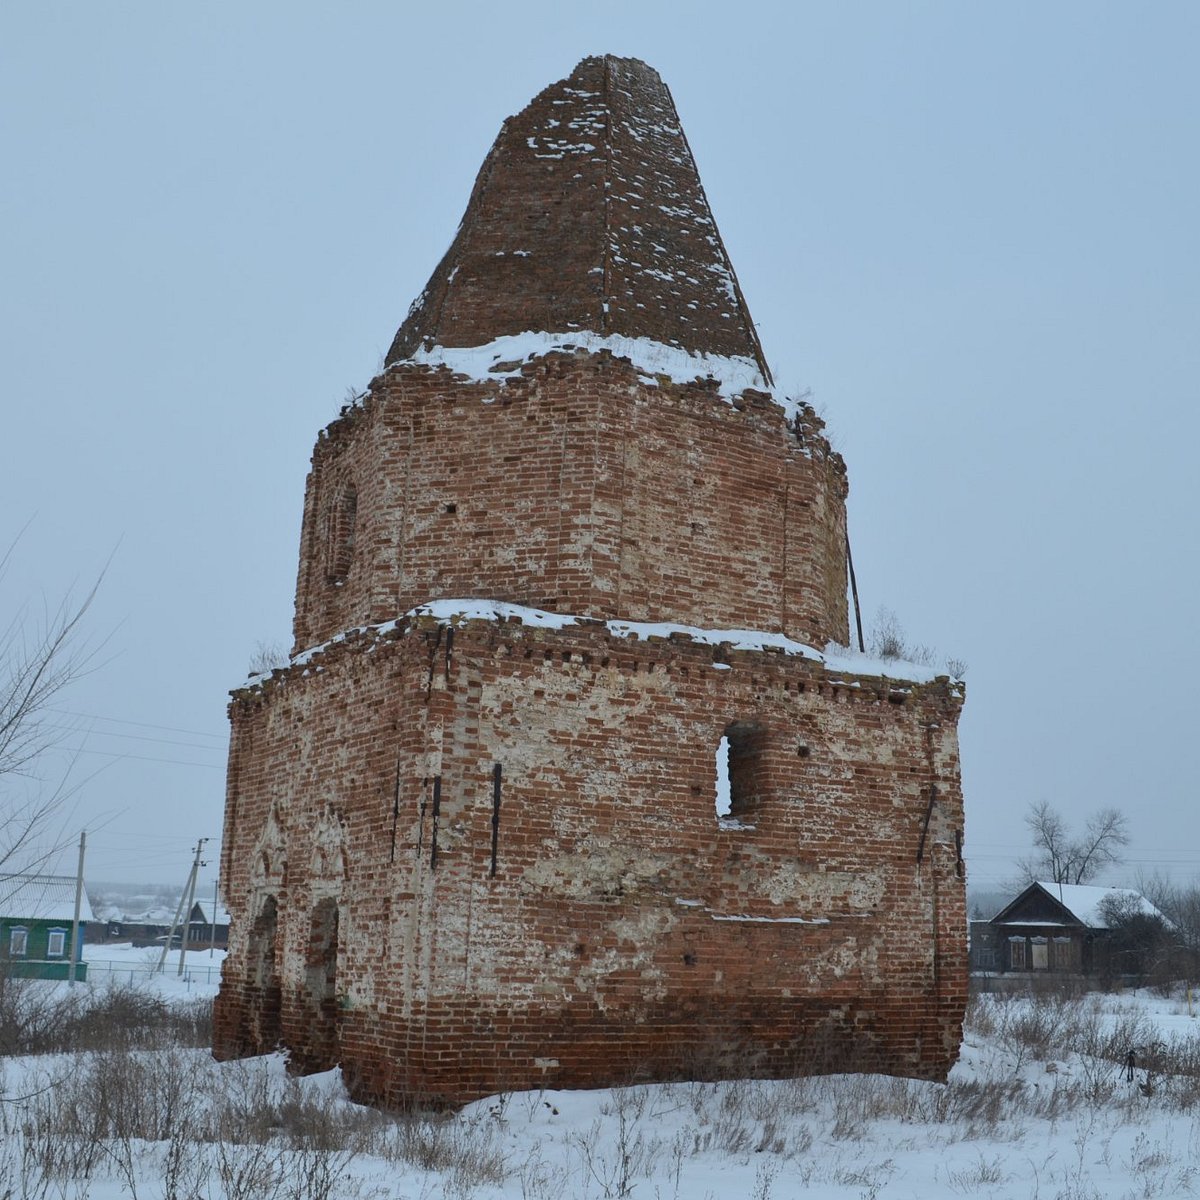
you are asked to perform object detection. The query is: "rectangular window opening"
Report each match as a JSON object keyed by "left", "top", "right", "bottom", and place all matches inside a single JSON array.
[
  {"left": 1008, "top": 937, "right": 1026, "bottom": 971},
  {"left": 716, "top": 721, "right": 768, "bottom": 825}
]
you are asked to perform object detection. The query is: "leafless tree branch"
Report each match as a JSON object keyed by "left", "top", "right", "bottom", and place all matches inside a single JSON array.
[
  {"left": 1018, "top": 800, "right": 1130, "bottom": 886},
  {"left": 0, "top": 535, "right": 105, "bottom": 872}
]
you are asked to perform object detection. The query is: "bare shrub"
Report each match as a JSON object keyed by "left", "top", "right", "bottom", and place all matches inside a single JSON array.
[
  {"left": 0, "top": 978, "right": 211, "bottom": 1057},
  {"left": 214, "top": 1139, "right": 287, "bottom": 1200},
  {"left": 375, "top": 1112, "right": 508, "bottom": 1189},
  {"left": 247, "top": 641, "right": 289, "bottom": 677},
  {"left": 867, "top": 607, "right": 964, "bottom": 677}
]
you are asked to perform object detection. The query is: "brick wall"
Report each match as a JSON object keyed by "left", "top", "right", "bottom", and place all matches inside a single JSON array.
[
  {"left": 292, "top": 353, "right": 848, "bottom": 655},
  {"left": 387, "top": 56, "right": 769, "bottom": 375},
  {"left": 214, "top": 614, "right": 965, "bottom": 1107},
  {"left": 216, "top": 52, "right": 967, "bottom": 1109}
]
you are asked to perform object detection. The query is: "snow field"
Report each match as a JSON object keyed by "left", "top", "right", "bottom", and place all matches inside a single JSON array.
[{"left": 3, "top": 981, "right": 1200, "bottom": 1198}]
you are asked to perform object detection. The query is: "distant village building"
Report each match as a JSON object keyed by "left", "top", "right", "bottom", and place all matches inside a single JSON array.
[
  {"left": 91, "top": 898, "right": 229, "bottom": 949},
  {"left": 0, "top": 874, "right": 91, "bottom": 980},
  {"left": 971, "top": 882, "right": 1164, "bottom": 977},
  {"left": 186, "top": 900, "right": 230, "bottom": 949},
  {"left": 213, "top": 56, "right": 967, "bottom": 1107}
]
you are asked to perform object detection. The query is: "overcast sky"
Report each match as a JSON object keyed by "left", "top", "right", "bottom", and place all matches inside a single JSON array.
[{"left": 2, "top": 3, "right": 1197, "bottom": 903}]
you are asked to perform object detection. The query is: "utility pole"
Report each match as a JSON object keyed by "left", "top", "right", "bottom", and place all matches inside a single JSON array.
[
  {"left": 156, "top": 838, "right": 207, "bottom": 976},
  {"left": 177, "top": 838, "right": 208, "bottom": 978},
  {"left": 69, "top": 831, "right": 86, "bottom": 986}
]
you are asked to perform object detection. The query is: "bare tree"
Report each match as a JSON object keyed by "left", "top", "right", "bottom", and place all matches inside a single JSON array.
[
  {"left": 0, "top": 536, "right": 101, "bottom": 873},
  {"left": 1137, "top": 870, "right": 1200, "bottom": 982},
  {"left": 1017, "top": 800, "right": 1130, "bottom": 886}
]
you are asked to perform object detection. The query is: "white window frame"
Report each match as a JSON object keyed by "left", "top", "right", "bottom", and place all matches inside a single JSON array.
[
  {"left": 47, "top": 928, "right": 67, "bottom": 958},
  {"left": 9, "top": 927, "right": 28, "bottom": 957}
]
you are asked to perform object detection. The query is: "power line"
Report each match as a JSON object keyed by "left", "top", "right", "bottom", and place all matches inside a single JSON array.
[
  {"left": 42, "top": 722, "right": 224, "bottom": 753},
  {"left": 46, "top": 708, "right": 226, "bottom": 741},
  {"left": 61, "top": 746, "right": 223, "bottom": 770}
]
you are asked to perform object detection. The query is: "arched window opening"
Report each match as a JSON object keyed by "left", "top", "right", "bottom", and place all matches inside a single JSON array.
[
  {"left": 715, "top": 721, "right": 768, "bottom": 826},
  {"left": 305, "top": 899, "right": 339, "bottom": 1010},
  {"left": 301, "top": 898, "right": 341, "bottom": 1073},
  {"left": 325, "top": 484, "right": 358, "bottom": 584},
  {"left": 246, "top": 896, "right": 282, "bottom": 1054}
]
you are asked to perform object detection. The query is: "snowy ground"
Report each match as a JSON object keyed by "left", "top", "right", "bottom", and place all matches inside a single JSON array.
[
  {"left": 82, "top": 940, "right": 226, "bottom": 997},
  {"left": 3, "top": 979, "right": 1200, "bottom": 1199}
]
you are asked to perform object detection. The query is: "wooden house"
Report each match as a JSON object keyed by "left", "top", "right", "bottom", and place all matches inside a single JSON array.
[
  {"left": 973, "top": 881, "right": 1163, "bottom": 977},
  {"left": 186, "top": 899, "right": 230, "bottom": 949},
  {"left": 0, "top": 874, "right": 92, "bottom": 980}
]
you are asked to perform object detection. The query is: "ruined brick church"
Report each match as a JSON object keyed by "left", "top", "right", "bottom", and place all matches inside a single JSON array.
[{"left": 213, "top": 56, "right": 966, "bottom": 1107}]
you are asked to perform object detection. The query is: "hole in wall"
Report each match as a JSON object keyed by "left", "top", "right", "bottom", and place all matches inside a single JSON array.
[
  {"left": 715, "top": 735, "right": 731, "bottom": 818},
  {"left": 715, "top": 721, "right": 768, "bottom": 823}
]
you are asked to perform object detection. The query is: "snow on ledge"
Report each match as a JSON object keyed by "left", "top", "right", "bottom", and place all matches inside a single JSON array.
[
  {"left": 272, "top": 599, "right": 955, "bottom": 687},
  {"left": 710, "top": 913, "right": 832, "bottom": 925},
  {"left": 674, "top": 896, "right": 832, "bottom": 925},
  {"left": 398, "top": 331, "right": 800, "bottom": 419}
]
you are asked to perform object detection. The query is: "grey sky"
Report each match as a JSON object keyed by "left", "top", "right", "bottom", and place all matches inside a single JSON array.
[{"left": 2, "top": 3, "right": 1197, "bottom": 898}]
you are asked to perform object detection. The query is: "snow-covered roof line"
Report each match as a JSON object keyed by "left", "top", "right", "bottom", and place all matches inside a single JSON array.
[
  {"left": 396, "top": 331, "right": 804, "bottom": 423},
  {"left": 0, "top": 874, "right": 94, "bottom": 923},
  {"left": 994, "top": 882, "right": 1165, "bottom": 930},
  {"left": 1034, "top": 882, "right": 1164, "bottom": 930},
  {"left": 263, "top": 598, "right": 958, "bottom": 688}
]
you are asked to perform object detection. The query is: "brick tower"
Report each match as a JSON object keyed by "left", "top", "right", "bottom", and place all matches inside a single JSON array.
[{"left": 213, "top": 56, "right": 966, "bottom": 1107}]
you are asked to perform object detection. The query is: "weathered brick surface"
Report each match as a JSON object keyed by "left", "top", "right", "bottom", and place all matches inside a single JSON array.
[
  {"left": 214, "top": 613, "right": 965, "bottom": 1106},
  {"left": 214, "top": 55, "right": 967, "bottom": 1108},
  {"left": 387, "top": 57, "right": 769, "bottom": 374},
  {"left": 292, "top": 355, "right": 848, "bottom": 654}
]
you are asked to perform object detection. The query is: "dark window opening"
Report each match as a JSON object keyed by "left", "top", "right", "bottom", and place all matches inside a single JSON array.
[
  {"left": 246, "top": 896, "right": 282, "bottom": 1054},
  {"left": 715, "top": 721, "right": 768, "bottom": 824},
  {"left": 296, "top": 898, "right": 340, "bottom": 1073}
]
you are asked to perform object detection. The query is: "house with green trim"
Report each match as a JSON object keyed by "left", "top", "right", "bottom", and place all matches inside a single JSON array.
[{"left": 0, "top": 874, "right": 92, "bottom": 980}]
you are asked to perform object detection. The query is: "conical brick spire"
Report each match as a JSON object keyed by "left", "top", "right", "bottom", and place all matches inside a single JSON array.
[{"left": 387, "top": 56, "right": 771, "bottom": 382}]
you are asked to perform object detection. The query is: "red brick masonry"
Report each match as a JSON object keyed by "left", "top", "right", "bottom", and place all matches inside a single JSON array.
[
  {"left": 212, "top": 54, "right": 966, "bottom": 1107},
  {"left": 214, "top": 599, "right": 965, "bottom": 1107}
]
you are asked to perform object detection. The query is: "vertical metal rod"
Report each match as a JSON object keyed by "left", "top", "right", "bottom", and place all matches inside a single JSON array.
[
  {"left": 845, "top": 528, "right": 865, "bottom": 653},
  {"left": 415, "top": 778, "right": 428, "bottom": 861},
  {"left": 210, "top": 877, "right": 218, "bottom": 958},
  {"left": 490, "top": 764, "right": 502, "bottom": 878},
  {"left": 430, "top": 776, "right": 442, "bottom": 870},
  {"left": 916, "top": 783, "right": 938, "bottom": 863},
  {"left": 389, "top": 755, "right": 402, "bottom": 863}
]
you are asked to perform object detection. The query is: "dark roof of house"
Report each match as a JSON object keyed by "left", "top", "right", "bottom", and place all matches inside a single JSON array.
[
  {"left": 386, "top": 55, "right": 770, "bottom": 381},
  {"left": 991, "top": 881, "right": 1163, "bottom": 930}
]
